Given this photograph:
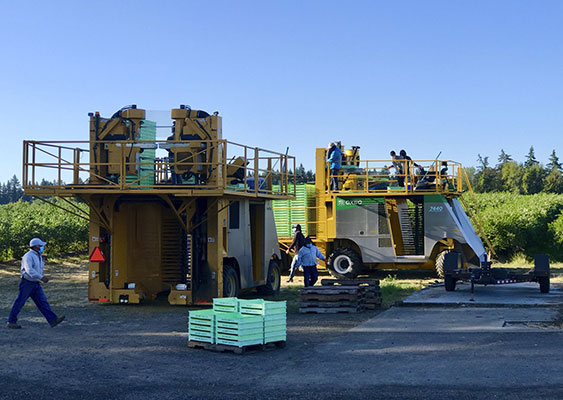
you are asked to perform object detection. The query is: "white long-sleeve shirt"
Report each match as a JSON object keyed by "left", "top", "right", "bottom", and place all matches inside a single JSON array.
[{"left": 21, "top": 249, "right": 44, "bottom": 282}]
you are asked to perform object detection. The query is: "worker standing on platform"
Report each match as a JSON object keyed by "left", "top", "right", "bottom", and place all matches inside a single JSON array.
[
  {"left": 327, "top": 142, "right": 342, "bottom": 191},
  {"left": 294, "top": 237, "right": 325, "bottom": 287},
  {"left": 7, "top": 238, "right": 65, "bottom": 329},
  {"left": 286, "top": 224, "right": 305, "bottom": 283}
]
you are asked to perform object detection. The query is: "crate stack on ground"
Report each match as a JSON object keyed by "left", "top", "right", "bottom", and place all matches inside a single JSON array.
[
  {"left": 188, "top": 297, "right": 287, "bottom": 354},
  {"left": 239, "top": 299, "right": 287, "bottom": 344},
  {"left": 299, "top": 279, "right": 382, "bottom": 313},
  {"left": 187, "top": 309, "right": 215, "bottom": 343}
]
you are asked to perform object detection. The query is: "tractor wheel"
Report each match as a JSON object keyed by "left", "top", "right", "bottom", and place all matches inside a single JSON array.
[
  {"left": 539, "top": 276, "right": 550, "bottom": 294},
  {"left": 444, "top": 275, "right": 456, "bottom": 292},
  {"left": 434, "top": 250, "right": 461, "bottom": 279},
  {"left": 279, "top": 250, "right": 291, "bottom": 274},
  {"left": 327, "top": 248, "right": 363, "bottom": 279},
  {"left": 257, "top": 261, "right": 281, "bottom": 296},
  {"left": 223, "top": 264, "right": 240, "bottom": 298}
]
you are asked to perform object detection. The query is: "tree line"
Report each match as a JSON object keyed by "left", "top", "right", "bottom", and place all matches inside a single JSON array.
[{"left": 466, "top": 147, "right": 563, "bottom": 194}]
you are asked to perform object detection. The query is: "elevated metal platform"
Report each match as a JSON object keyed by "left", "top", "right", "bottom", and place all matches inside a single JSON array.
[{"left": 22, "top": 139, "right": 296, "bottom": 200}]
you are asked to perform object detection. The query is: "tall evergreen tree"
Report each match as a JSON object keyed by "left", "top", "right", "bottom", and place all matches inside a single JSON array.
[
  {"left": 497, "top": 149, "right": 512, "bottom": 167},
  {"left": 476, "top": 154, "right": 489, "bottom": 171},
  {"left": 547, "top": 149, "right": 562, "bottom": 171},
  {"left": 524, "top": 146, "right": 539, "bottom": 168}
]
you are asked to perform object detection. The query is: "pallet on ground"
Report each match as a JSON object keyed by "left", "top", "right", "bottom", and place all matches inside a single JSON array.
[
  {"left": 299, "top": 306, "right": 364, "bottom": 314},
  {"left": 188, "top": 340, "right": 286, "bottom": 354},
  {"left": 300, "top": 300, "right": 363, "bottom": 308},
  {"left": 300, "top": 293, "right": 365, "bottom": 302},
  {"left": 321, "top": 279, "right": 380, "bottom": 287},
  {"left": 300, "top": 287, "right": 364, "bottom": 295}
]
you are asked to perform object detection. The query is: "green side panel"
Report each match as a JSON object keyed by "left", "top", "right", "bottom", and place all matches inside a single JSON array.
[
  {"left": 424, "top": 194, "right": 447, "bottom": 203},
  {"left": 335, "top": 196, "right": 384, "bottom": 211}
]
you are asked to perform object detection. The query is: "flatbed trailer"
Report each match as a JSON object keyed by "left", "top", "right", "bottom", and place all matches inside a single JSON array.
[{"left": 443, "top": 253, "right": 550, "bottom": 293}]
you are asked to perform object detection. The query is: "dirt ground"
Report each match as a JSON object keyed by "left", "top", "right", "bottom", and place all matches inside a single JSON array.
[
  {"left": 0, "top": 258, "right": 387, "bottom": 399},
  {"left": 2, "top": 257, "right": 563, "bottom": 399}
]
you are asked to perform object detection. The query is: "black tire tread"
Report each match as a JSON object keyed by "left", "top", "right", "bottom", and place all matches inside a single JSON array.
[{"left": 327, "top": 248, "right": 363, "bottom": 279}]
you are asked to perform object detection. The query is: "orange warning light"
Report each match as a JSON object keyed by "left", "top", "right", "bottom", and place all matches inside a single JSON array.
[{"left": 89, "top": 247, "right": 105, "bottom": 262}]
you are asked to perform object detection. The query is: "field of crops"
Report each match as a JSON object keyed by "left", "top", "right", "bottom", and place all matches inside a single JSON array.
[
  {"left": 0, "top": 199, "right": 88, "bottom": 260},
  {"left": 1, "top": 193, "right": 562, "bottom": 262},
  {"left": 463, "top": 193, "right": 563, "bottom": 261}
]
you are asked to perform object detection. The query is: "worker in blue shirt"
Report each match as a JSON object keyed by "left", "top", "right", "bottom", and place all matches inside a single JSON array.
[
  {"left": 294, "top": 237, "right": 325, "bottom": 287},
  {"left": 327, "top": 142, "right": 342, "bottom": 191},
  {"left": 7, "top": 238, "right": 65, "bottom": 329}
]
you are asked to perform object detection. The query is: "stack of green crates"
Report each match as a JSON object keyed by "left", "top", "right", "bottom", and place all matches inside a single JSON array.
[
  {"left": 189, "top": 298, "right": 287, "bottom": 348},
  {"left": 137, "top": 120, "right": 156, "bottom": 188},
  {"left": 239, "top": 299, "right": 287, "bottom": 343},
  {"left": 272, "top": 184, "right": 316, "bottom": 237},
  {"left": 215, "top": 312, "right": 264, "bottom": 347},
  {"left": 188, "top": 309, "right": 215, "bottom": 344}
]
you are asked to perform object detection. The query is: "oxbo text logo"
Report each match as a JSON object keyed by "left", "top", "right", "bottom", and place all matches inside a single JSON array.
[
  {"left": 345, "top": 200, "right": 363, "bottom": 206},
  {"left": 429, "top": 206, "right": 443, "bottom": 213}
]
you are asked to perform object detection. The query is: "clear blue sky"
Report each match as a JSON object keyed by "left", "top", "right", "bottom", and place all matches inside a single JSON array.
[{"left": 1, "top": 0, "right": 562, "bottom": 183}]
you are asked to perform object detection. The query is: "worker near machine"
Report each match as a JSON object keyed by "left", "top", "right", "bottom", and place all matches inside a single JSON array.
[
  {"left": 294, "top": 237, "right": 325, "bottom": 287},
  {"left": 384, "top": 151, "right": 405, "bottom": 186},
  {"left": 7, "top": 238, "right": 65, "bottom": 329},
  {"left": 399, "top": 149, "right": 421, "bottom": 186},
  {"left": 327, "top": 142, "right": 342, "bottom": 191},
  {"left": 285, "top": 224, "right": 306, "bottom": 283}
]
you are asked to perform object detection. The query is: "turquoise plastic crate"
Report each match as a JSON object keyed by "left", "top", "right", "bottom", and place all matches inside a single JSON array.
[
  {"left": 189, "top": 309, "right": 215, "bottom": 321},
  {"left": 213, "top": 297, "right": 239, "bottom": 313},
  {"left": 238, "top": 299, "right": 287, "bottom": 316}
]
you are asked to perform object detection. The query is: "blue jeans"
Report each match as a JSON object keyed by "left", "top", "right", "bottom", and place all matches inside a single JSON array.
[
  {"left": 8, "top": 279, "right": 57, "bottom": 324},
  {"left": 330, "top": 168, "right": 340, "bottom": 191},
  {"left": 303, "top": 266, "right": 318, "bottom": 287}
]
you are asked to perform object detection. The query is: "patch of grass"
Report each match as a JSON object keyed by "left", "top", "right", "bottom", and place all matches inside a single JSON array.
[{"left": 380, "top": 279, "right": 428, "bottom": 308}]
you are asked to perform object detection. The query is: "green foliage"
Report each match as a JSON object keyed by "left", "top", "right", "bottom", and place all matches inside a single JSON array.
[
  {"left": 549, "top": 213, "right": 563, "bottom": 247},
  {"left": 0, "top": 199, "right": 88, "bottom": 260},
  {"left": 464, "top": 193, "right": 563, "bottom": 261},
  {"left": 500, "top": 161, "right": 524, "bottom": 193},
  {"left": 522, "top": 165, "right": 547, "bottom": 194},
  {"left": 544, "top": 169, "right": 563, "bottom": 194}
]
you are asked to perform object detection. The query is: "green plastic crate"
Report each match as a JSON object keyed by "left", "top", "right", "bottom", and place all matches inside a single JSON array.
[
  {"left": 213, "top": 297, "right": 239, "bottom": 313},
  {"left": 238, "top": 299, "right": 287, "bottom": 316}
]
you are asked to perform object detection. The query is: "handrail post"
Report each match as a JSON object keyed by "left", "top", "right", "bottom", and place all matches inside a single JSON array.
[
  {"left": 254, "top": 147, "right": 259, "bottom": 195},
  {"left": 58, "top": 147, "right": 62, "bottom": 187}
]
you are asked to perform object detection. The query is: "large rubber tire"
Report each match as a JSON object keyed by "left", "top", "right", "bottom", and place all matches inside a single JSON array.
[
  {"left": 327, "top": 248, "right": 363, "bottom": 279},
  {"left": 223, "top": 264, "right": 240, "bottom": 298},
  {"left": 279, "top": 250, "right": 291, "bottom": 274},
  {"left": 435, "top": 250, "right": 461, "bottom": 279},
  {"left": 444, "top": 275, "right": 456, "bottom": 292},
  {"left": 539, "top": 276, "right": 550, "bottom": 294},
  {"left": 257, "top": 261, "right": 281, "bottom": 296}
]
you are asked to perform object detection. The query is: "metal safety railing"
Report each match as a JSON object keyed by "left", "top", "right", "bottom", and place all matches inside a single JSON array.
[
  {"left": 324, "top": 158, "right": 465, "bottom": 195},
  {"left": 22, "top": 139, "right": 296, "bottom": 199}
]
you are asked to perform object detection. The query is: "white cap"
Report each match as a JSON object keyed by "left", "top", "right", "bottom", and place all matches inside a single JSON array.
[{"left": 29, "top": 238, "right": 47, "bottom": 247}]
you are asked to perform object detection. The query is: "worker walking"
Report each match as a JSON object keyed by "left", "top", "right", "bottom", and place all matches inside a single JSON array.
[
  {"left": 327, "top": 142, "right": 342, "bottom": 191},
  {"left": 294, "top": 237, "right": 325, "bottom": 287},
  {"left": 286, "top": 224, "right": 305, "bottom": 283},
  {"left": 7, "top": 238, "right": 65, "bottom": 329}
]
